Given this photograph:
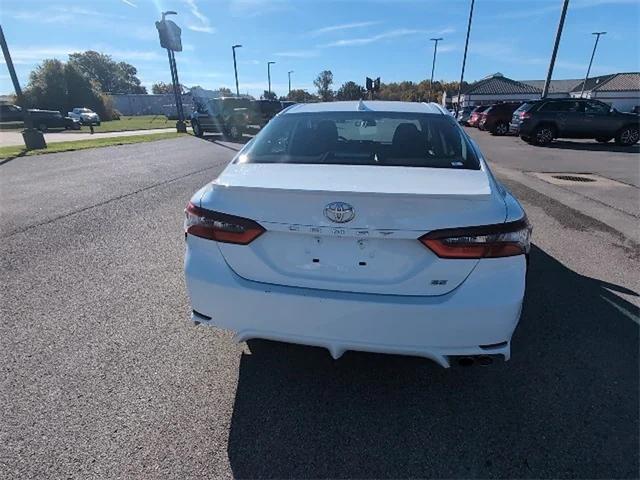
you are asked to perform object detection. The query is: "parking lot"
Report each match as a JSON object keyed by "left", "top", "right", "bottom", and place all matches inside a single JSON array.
[{"left": 1, "top": 132, "right": 638, "bottom": 478}]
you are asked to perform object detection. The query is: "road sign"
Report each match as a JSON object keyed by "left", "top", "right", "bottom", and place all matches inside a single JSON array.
[{"left": 156, "top": 19, "right": 182, "bottom": 52}]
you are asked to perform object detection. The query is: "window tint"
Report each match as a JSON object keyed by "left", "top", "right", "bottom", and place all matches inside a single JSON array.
[
  {"left": 514, "top": 102, "right": 535, "bottom": 114},
  {"left": 585, "top": 100, "right": 610, "bottom": 114},
  {"left": 539, "top": 101, "right": 583, "bottom": 112},
  {"left": 238, "top": 112, "right": 479, "bottom": 170}
]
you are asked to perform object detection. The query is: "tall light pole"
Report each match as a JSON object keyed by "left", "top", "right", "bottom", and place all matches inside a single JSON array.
[
  {"left": 428, "top": 37, "right": 443, "bottom": 102},
  {"left": 267, "top": 61, "right": 276, "bottom": 97},
  {"left": 456, "top": 0, "right": 475, "bottom": 113},
  {"left": 232, "top": 44, "right": 242, "bottom": 96},
  {"left": 287, "top": 70, "right": 294, "bottom": 95},
  {"left": 542, "top": 0, "right": 570, "bottom": 98},
  {"left": 581, "top": 32, "right": 606, "bottom": 97}
]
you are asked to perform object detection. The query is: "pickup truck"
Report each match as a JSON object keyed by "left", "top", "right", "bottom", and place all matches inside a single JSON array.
[{"left": 68, "top": 107, "right": 101, "bottom": 126}]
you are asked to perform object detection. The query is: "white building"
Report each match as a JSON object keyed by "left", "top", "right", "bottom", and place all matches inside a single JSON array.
[
  {"left": 449, "top": 72, "right": 640, "bottom": 112},
  {"left": 569, "top": 73, "right": 640, "bottom": 112}
]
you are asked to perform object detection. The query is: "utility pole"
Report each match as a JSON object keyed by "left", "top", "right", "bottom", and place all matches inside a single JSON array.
[
  {"left": 581, "top": 32, "right": 606, "bottom": 97},
  {"left": 456, "top": 0, "right": 475, "bottom": 113},
  {"left": 232, "top": 44, "right": 242, "bottom": 96},
  {"left": 428, "top": 37, "right": 443, "bottom": 102},
  {"left": 542, "top": 0, "right": 570, "bottom": 98},
  {"left": 288, "top": 70, "right": 294, "bottom": 95},
  {"left": 0, "top": 25, "right": 45, "bottom": 149},
  {"left": 267, "top": 61, "right": 275, "bottom": 97}
]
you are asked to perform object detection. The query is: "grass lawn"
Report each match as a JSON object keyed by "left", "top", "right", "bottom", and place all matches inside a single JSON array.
[
  {"left": 0, "top": 132, "right": 187, "bottom": 160},
  {"left": 93, "top": 115, "right": 182, "bottom": 132}
]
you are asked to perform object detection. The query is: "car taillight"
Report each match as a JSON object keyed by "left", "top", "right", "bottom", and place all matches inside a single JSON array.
[
  {"left": 519, "top": 111, "right": 531, "bottom": 120},
  {"left": 419, "top": 218, "right": 531, "bottom": 259},
  {"left": 184, "top": 202, "right": 265, "bottom": 244}
]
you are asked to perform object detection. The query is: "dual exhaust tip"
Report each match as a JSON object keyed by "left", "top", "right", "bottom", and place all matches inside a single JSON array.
[{"left": 457, "top": 355, "right": 494, "bottom": 367}]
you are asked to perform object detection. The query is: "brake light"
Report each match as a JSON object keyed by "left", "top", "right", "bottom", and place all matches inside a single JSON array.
[
  {"left": 519, "top": 111, "right": 531, "bottom": 120},
  {"left": 184, "top": 202, "right": 265, "bottom": 244},
  {"left": 419, "top": 218, "right": 531, "bottom": 259}
]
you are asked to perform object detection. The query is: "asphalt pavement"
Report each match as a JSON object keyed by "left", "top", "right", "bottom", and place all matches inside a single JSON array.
[{"left": 1, "top": 134, "right": 638, "bottom": 479}]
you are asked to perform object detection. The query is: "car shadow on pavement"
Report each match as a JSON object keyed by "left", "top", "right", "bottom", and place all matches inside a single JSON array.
[
  {"left": 546, "top": 140, "right": 640, "bottom": 154},
  {"left": 193, "top": 132, "right": 252, "bottom": 151},
  {"left": 226, "top": 245, "right": 639, "bottom": 479}
]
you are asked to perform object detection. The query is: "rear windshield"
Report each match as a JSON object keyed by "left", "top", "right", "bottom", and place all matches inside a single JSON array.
[
  {"left": 237, "top": 111, "right": 479, "bottom": 169},
  {"left": 514, "top": 102, "right": 536, "bottom": 114}
]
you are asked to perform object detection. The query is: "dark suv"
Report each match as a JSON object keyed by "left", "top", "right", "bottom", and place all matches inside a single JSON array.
[
  {"left": 29, "top": 110, "right": 81, "bottom": 131},
  {"left": 190, "top": 97, "right": 251, "bottom": 140},
  {"left": 510, "top": 98, "right": 639, "bottom": 146},
  {"left": 478, "top": 102, "right": 521, "bottom": 135}
]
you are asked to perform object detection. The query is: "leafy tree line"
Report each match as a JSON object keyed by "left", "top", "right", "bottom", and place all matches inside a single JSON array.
[
  {"left": 277, "top": 70, "right": 469, "bottom": 104},
  {"left": 22, "top": 51, "right": 147, "bottom": 120}
]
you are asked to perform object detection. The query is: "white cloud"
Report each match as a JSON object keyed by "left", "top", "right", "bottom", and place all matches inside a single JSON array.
[
  {"left": 121, "top": 0, "right": 137, "bottom": 6},
  {"left": 274, "top": 50, "right": 320, "bottom": 58},
  {"left": 183, "top": 0, "right": 215, "bottom": 34},
  {"left": 322, "top": 28, "right": 454, "bottom": 48},
  {"left": 311, "top": 21, "right": 381, "bottom": 36}
]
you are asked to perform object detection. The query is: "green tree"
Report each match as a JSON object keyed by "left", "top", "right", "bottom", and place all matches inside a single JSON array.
[
  {"left": 286, "top": 89, "right": 317, "bottom": 103},
  {"left": 218, "top": 86, "right": 233, "bottom": 96},
  {"left": 152, "top": 82, "right": 174, "bottom": 94},
  {"left": 68, "top": 51, "right": 147, "bottom": 94},
  {"left": 336, "top": 81, "right": 365, "bottom": 101},
  {"left": 314, "top": 70, "right": 334, "bottom": 101},
  {"left": 261, "top": 90, "right": 277, "bottom": 100},
  {"left": 22, "top": 59, "right": 114, "bottom": 119}
]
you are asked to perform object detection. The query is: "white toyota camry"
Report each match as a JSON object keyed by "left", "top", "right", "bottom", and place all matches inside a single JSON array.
[{"left": 184, "top": 101, "right": 531, "bottom": 368}]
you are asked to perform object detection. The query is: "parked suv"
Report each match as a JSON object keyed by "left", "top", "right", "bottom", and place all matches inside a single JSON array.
[
  {"left": 479, "top": 102, "right": 521, "bottom": 135},
  {"left": 468, "top": 105, "right": 490, "bottom": 128},
  {"left": 250, "top": 100, "right": 284, "bottom": 127},
  {"left": 68, "top": 107, "right": 101, "bottom": 126},
  {"left": 29, "top": 110, "right": 81, "bottom": 132},
  {"left": 190, "top": 97, "right": 250, "bottom": 140},
  {"left": 510, "top": 98, "right": 639, "bottom": 146},
  {"left": 0, "top": 104, "right": 23, "bottom": 122}
]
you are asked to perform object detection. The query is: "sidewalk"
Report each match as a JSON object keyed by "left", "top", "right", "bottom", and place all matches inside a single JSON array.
[{"left": 0, "top": 128, "right": 177, "bottom": 147}]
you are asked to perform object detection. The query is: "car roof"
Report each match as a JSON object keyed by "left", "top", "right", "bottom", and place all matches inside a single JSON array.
[{"left": 282, "top": 101, "right": 447, "bottom": 115}]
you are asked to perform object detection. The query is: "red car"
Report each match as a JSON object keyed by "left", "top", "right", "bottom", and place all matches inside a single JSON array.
[{"left": 468, "top": 105, "right": 490, "bottom": 127}]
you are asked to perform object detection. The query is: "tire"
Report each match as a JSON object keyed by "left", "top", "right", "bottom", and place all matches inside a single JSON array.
[
  {"left": 492, "top": 122, "right": 509, "bottom": 136},
  {"left": 192, "top": 120, "right": 203, "bottom": 138},
  {"left": 532, "top": 125, "right": 555, "bottom": 146},
  {"left": 614, "top": 126, "right": 639, "bottom": 146},
  {"left": 595, "top": 136, "right": 611, "bottom": 143},
  {"left": 226, "top": 124, "right": 242, "bottom": 141}
]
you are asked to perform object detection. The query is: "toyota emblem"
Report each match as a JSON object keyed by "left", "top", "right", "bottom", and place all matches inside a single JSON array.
[{"left": 324, "top": 202, "right": 355, "bottom": 223}]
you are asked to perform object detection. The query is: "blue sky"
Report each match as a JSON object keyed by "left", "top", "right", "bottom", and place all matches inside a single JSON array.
[{"left": 1, "top": 0, "right": 638, "bottom": 98}]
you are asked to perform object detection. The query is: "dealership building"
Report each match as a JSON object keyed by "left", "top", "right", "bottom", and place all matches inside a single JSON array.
[{"left": 447, "top": 72, "right": 640, "bottom": 112}]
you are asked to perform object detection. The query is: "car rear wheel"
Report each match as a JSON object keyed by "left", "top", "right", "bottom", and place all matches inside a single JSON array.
[
  {"left": 192, "top": 120, "right": 203, "bottom": 137},
  {"left": 614, "top": 126, "right": 639, "bottom": 146},
  {"left": 492, "top": 122, "right": 509, "bottom": 136},
  {"left": 226, "top": 124, "right": 242, "bottom": 141},
  {"left": 532, "top": 125, "right": 554, "bottom": 146},
  {"left": 595, "top": 136, "right": 611, "bottom": 143}
]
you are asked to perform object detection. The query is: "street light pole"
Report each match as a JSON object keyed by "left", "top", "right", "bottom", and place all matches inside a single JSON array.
[
  {"left": 288, "top": 70, "right": 294, "bottom": 95},
  {"left": 456, "top": 0, "right": 475, "bottom": 113},
  {"left": 428, "top": 37, "right": 443, "bottom": 102},
  {"left": 232, "top": 44, "right": 242, "bottom": 96},
  {"left": 542, "top": 0, "right": 570, "bottom": 98},
  {"left": 267, "top": 61, "right": 275, "bottom": 97},
  {"left": 580, "top": 32, "right": 606, "bottom": 97}
]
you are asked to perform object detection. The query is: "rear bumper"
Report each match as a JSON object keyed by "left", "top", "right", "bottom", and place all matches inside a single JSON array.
[{"left": 184, "top": 236, "right": 526, "bottom": 368}]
